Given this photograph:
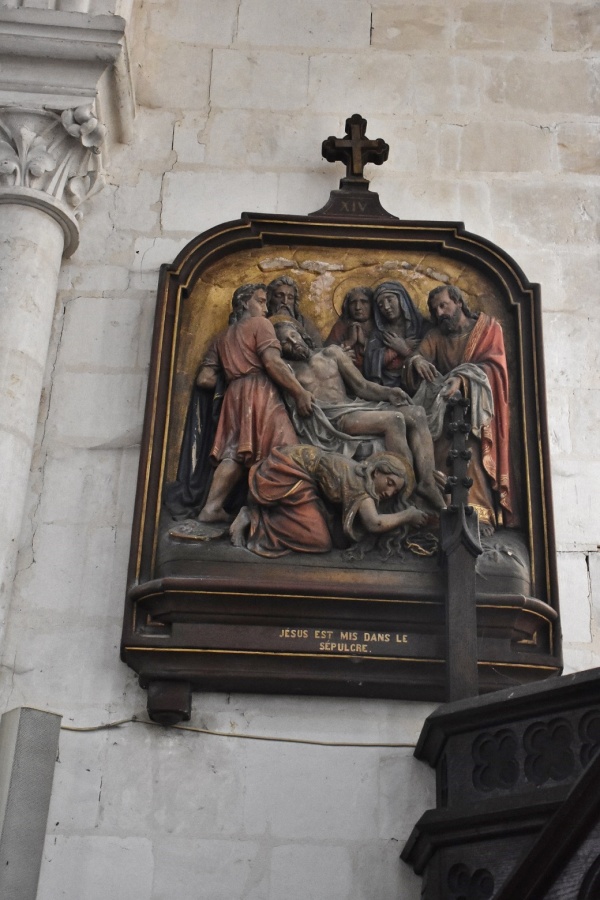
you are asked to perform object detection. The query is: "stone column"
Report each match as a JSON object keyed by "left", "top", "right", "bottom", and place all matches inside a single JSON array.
[
  {"left": 0, "top": 106, "right": 105, "bottom": 631},
  {"left": 0, "top": 6, "right": 131, "bottom": 645},
  {"left": 0, "top": 706, "right": 62, "bottom": 900}
]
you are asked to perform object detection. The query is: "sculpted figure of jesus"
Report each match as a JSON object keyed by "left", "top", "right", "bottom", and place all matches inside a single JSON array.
[{"left": 274, "top": 318, "right": 445, "bottom": 511}]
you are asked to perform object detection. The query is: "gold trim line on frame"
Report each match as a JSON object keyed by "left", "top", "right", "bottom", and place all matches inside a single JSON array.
[
  {"left": 136, "top": 588, "right": 441, "bottom": 605},
  {"left": 124, "top": 646, "right": 444, "bottom": 664},
  {"left": 124, "top": 646, "right": 559, "bottom": 672}
]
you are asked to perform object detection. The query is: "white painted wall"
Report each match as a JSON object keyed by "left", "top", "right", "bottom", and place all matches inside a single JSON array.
[{"left": 0, "top": 1, "right": 598, "bottom": 897}]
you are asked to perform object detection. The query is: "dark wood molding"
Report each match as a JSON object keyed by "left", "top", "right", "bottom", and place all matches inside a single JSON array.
[
  {"left": 122, "top": 207, "right": 560, "bottom": 720},
  {"left": 403, "top": 667, "right": 600, "bottom": 898}
]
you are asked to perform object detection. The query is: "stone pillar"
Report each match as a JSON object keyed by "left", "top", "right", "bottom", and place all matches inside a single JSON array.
[
  {"left": 0, "top": 106, "right": 105, "bottom": 631},
  {"left": 0, "top": 706, "right": 62, "bottom": 900},
  {"left": 0, "top": 6, "right": 131, "bottom": 644}
]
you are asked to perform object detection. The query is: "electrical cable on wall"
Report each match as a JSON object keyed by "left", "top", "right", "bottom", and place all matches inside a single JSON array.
[{"left": 60, "top": 717, "right": 417, "bottom": 749}]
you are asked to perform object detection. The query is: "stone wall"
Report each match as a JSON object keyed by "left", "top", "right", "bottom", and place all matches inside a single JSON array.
[{"left": 0, "top": 1, "right": 598, "bottom": 897}]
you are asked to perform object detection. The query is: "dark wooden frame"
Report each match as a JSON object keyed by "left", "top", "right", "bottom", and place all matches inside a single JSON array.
[
  {"left": 121, "top": 210, "right": 561, "bottom": 723},
  {"left": 402, "top": 666, "right": 600, "bottom": 899}
]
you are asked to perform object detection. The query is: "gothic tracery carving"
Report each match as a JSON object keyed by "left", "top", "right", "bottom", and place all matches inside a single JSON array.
[
  {"left": 472, "top": 729, "right": 519, "bottom": 792},
  {"left": 447, "top": 863, "right": 495, "bottom": 900},
  {"left": 523, "top": 717, "right": 575, "bottom": 786}
]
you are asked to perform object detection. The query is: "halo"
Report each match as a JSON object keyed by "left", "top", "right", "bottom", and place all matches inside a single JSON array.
[{"left": 331, "top": 279, "right": 379, "bottom": 318}]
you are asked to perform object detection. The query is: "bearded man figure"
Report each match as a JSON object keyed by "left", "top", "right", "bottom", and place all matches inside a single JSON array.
[
  {"left": 407, "top": 285, "right": 516, "bottom": 535},
  {"left": 266, "top": 275, "right": 323, "bottom": 348}
]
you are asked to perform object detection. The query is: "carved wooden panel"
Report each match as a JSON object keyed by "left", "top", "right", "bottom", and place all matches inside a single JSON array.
[{"left": 121, "top": 208, "right": 560, "bottom": 723}]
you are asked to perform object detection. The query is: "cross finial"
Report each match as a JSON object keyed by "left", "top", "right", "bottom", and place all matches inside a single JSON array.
[
  {"left": 322, "top": 113, "right": 389, "bottom": 184},
  {"left": 311, "top": 114, "right": 396, "bottom": 219}
]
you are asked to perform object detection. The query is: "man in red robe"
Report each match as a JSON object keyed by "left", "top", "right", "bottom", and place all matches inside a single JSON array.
[
  {"left": 195, "top": 283, "right": 313, "bottom": 523},
  {"left": 408, "top": 285, "right": 516, "bottom": 535}
]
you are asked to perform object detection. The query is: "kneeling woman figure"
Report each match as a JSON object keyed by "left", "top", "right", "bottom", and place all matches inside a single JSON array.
[{"left": 230, "top": 444, "right": 427, "bottom": 558}]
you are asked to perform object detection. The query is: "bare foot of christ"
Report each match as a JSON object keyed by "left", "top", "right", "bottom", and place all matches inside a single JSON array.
[{"left": 416, "top": 480, "right": 446, "bottom": 512}]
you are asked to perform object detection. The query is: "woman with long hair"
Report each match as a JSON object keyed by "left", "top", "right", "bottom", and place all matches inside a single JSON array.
[{"left": 230, "top": 444, "right": 427, "bottom": 557}]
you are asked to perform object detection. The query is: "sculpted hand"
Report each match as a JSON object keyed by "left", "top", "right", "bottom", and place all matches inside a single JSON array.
[
  {"left": 295, "top": 387, "right": 314, "bottom": 417},
  {"left": 440, "top": 376, "right": 462, "bottom": 399},
  {"left": 404, "top": 507, "right": 429, "bottom": 528},
  {"left": 388, "top": 387, "right": 412, "bottom": 407},
  {"left": 433, "top": 469, "right": 448, "bottom": 491},
  {"left": 412, "top": 356, "right": 439, "bottom": 383},
  {"left": 340, "top": 342, "right": 358, "bottom": 363},
  {"left": 383, "top": 332, "right": 418, "bottom": 356},
  {"left": 196, "top": 366, "right": 218, "bottom": 390},
  {"left": 354, "top": 324, "right": 367, "bottom": 350}
]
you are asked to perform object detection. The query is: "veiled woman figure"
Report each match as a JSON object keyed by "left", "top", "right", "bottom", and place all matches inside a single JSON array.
[
  {"left": 230, "top": 444, "right": 427, "bottom": 558},
  {"left": 324, "top": 286, "right": 375, "bottom": 370},
  {"left": 363, "top": 281, "right": 428, "bottom": 388}
]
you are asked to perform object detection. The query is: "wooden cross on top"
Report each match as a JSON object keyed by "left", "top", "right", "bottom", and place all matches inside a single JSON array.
[{"left": 322, "top": 113, "right": 389, "bottom": 183}]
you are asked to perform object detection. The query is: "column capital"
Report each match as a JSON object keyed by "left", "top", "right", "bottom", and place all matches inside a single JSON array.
[{"left": 0, "top": 106, "right": 107, "bottom": 257}]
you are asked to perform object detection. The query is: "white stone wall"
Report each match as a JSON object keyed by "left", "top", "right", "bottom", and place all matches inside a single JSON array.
[{"left": 0, "top": 1, "right": 598, "bottom": 897}]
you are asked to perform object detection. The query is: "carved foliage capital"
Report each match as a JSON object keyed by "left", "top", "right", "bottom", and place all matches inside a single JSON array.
[{"left": 0, "top": 106, "right": 105, "bottom": 216}]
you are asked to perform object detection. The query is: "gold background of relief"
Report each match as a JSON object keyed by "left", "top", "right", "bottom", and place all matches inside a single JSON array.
[{"left": 167, "top": 245, "right": 518, "bottom": 484}]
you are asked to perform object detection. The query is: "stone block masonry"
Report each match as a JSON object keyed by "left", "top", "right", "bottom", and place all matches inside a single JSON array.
[{"left": 0, "top": 1, "right": 598, "bottom": 898}]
